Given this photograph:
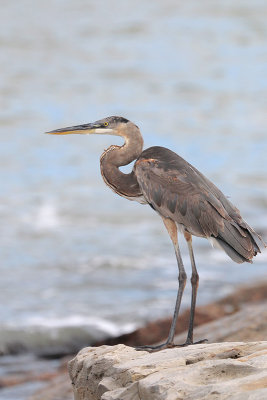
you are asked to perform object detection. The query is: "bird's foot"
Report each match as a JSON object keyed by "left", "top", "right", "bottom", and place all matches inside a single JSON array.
[
  {"left": 181, "top": 338, "right": 208, "bottom": 347},
  {"left": 135, "top": 338, "right": 208, "bottom": 352},
  {"left": 135, "top": 342, "right": 178, "bottom": 353}
]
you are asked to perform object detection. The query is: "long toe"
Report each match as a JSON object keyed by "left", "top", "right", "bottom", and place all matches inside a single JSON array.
[
  {"left": 135, "top": 339, "right": 208, "bottom": 352},
  {"left": 182, "top": 338, "right": 208, "bottom": 347},
  {"left": 135, "top": 342, "right": 177, "bottom": 352}
]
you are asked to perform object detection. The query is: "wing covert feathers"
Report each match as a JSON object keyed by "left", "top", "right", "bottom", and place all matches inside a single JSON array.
[{"left": 134, "top": 146, "right": 265, "bottom": 264}]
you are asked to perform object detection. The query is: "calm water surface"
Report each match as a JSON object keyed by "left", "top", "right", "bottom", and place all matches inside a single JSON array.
[{"left": 0, "top": 1, "right": 267, "bottom": 376}]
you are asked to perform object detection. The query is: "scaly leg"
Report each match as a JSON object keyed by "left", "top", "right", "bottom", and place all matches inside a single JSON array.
[
  {"left": 136, "top": 217, "right": 187, "bottom": 352},
  {"left": 183, "top": 232, "right": 207, "bottom": 346}
]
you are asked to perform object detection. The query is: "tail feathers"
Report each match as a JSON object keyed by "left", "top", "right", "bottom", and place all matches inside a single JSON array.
[
  {"left": 213, "top": 220, "right": 265, "bottom": 264},
  {"left": 249, "top": 229, "right": 266, "bottom": 252},
  {"left": 214, "top": 237, "right": 249, "bottom": 264}
]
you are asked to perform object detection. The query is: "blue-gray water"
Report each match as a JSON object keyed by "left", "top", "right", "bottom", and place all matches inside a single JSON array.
[{"left": 0, "top": 1, "right": 267, "bottom": 397}]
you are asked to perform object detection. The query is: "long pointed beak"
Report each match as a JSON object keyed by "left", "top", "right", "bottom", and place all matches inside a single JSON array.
[{"left": 46, "top": 123, "right": 97, "bottom": 135}]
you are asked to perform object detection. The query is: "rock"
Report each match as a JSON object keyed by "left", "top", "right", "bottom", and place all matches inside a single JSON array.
[
  {"left": 174, "top": 301, "right": 267, "bottom": 345},
  {"left": 29, "top": 282, "right": 267, "bottom": 400},
  {"left": 69, "top": 341, "right": 267, "bottom": 400}
]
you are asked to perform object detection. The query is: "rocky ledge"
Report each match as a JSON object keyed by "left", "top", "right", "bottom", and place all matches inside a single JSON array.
[
  {"left": 69, "top": 341, "right": 267, "bottom": 400},
  {"left": 22, "top": 282, "right": 267, "bottom": 399}
]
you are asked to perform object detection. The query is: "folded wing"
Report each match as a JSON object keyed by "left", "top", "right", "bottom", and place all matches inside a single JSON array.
[{"left": 134, "top": 146, "right": 264, "bottom": 263}]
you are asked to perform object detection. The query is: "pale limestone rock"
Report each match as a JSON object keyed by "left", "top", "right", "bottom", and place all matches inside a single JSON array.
[{"left": 68, "top": 341, "right": 267, "bottom": 400}]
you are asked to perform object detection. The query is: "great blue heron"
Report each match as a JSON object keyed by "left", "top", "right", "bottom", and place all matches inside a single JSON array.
[{"left": 47, "top": 116, "right": 265, "bottom": 351}]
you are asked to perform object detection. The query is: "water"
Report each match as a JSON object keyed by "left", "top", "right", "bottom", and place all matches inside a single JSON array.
[
  {"left": 0, "top": 1, "right": 267, "bottom": 394},
  {"left": 0, "top": 355, "right": 61, "bottom": 400}
]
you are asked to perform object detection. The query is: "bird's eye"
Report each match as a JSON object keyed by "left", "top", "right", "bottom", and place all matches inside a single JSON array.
[{"left": 104, "top": 122, "right": 109, "bottom": 126}]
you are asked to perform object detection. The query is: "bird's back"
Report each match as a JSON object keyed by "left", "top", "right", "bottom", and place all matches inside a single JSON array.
[{"left": 134, "top": 146, "right": 264, "bottom": 263}]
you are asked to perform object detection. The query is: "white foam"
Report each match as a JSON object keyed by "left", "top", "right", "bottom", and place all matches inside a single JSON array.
[
  {"left": 34, "top": 203, "right": 60, "bottom": 230},
  {"left": 8, "top": 315, "right": 136, "bottom": 337}
]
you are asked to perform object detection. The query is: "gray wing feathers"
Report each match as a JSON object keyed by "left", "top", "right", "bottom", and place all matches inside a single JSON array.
[
  {"left": 214, "top": 238, "right": 249, "bottom": 264},
  {"left": 217, "top": 221, "right": 259, "bottom": 260},
  {"left": 135, "top": 150, "right": 265, "bottom": 263}
]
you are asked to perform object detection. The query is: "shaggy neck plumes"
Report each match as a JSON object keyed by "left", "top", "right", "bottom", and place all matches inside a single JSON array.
[{"left": 100, "top": 122, "right": 144, "bottom": 198}]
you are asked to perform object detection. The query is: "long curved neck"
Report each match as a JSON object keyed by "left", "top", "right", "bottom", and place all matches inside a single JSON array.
[{"left": 100, "top": 122, "right": 144, "bottom": 198}]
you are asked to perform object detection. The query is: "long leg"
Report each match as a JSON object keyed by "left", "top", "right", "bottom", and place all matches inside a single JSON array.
[
  {"left": 136, "top": 217, "right": 187, "bottom": 351},
  {"left": 163, "top": 217, "right": 187, "bottom": 345},
  {"left": 183, "top": 232, "right": 207, "bottom": 346},
  {"left": 184, "top": 232, "right": 199, "bottom": 344}
]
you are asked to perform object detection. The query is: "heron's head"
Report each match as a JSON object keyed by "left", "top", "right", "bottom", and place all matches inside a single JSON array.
[{"left": 46, "top": 116, "right": 134, "bottom": 136}]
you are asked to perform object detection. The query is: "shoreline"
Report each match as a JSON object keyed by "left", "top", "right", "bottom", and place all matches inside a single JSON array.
[
  {"left": 1, "top": 278, "right": 267, "bottom": 399},
  {"left": 93, "top": 278, "right": 267, "bottom": 348}
]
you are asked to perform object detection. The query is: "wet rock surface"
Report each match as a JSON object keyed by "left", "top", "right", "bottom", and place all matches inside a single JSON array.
[
  {"left": 93, "top": 281, "right": 267, "bottom": 348},
  {"left": 174, "top": 301, "right": 267, "bottom": 345}
]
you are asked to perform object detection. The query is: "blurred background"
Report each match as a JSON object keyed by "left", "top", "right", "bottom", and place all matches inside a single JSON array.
[{"left": 0, "top": 0, "right": 267, "bottom": 397}]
